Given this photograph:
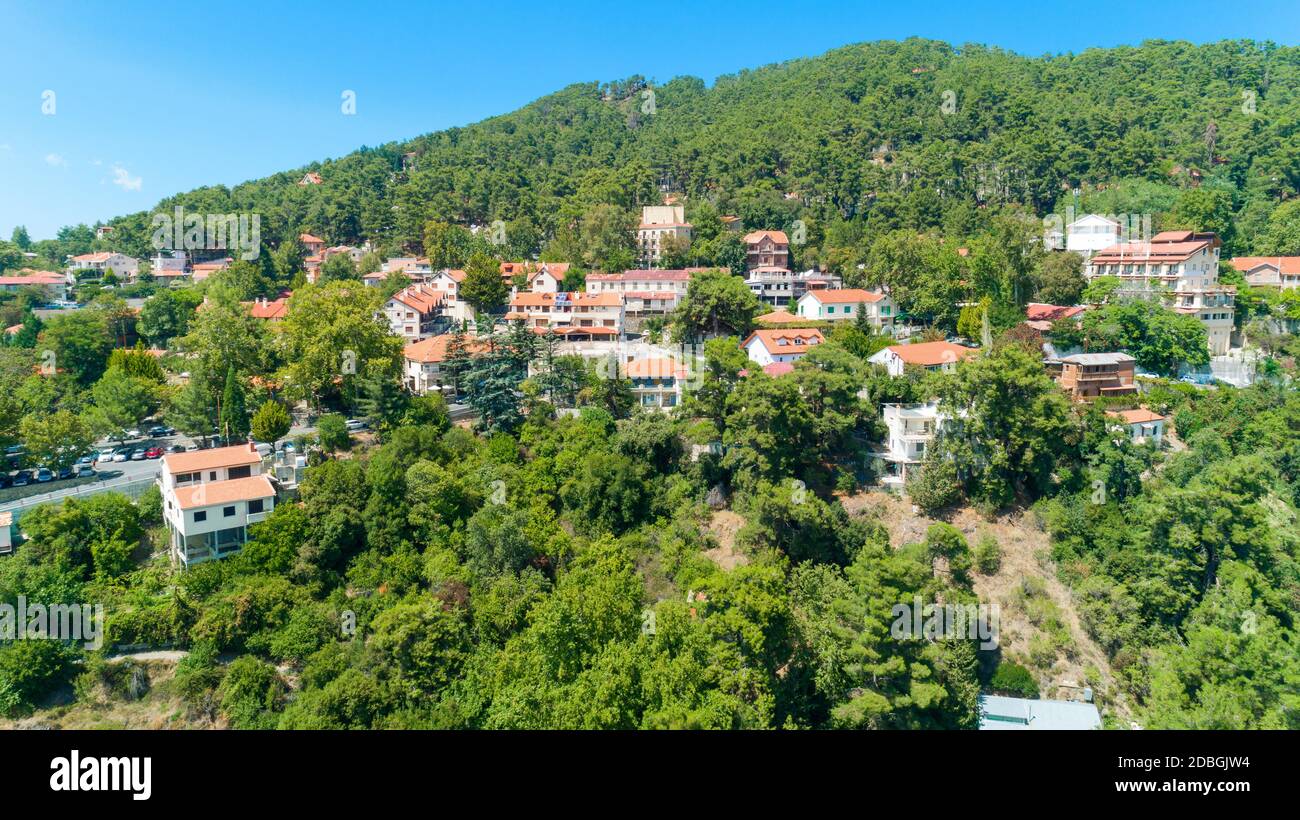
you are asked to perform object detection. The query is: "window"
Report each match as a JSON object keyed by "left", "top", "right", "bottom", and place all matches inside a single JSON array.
[
  {"left": 194, "top": 511, "right": 207, "bottom": 522},
  {"left": 248, "top": 499, "right": 264, "bottom": 514},
  {"left": 223, "top": 506, "right": 236, "bottom": 517},
  {"left": 209, "top": 472, "right": 217, "bottom": 481},
  {"left": 228, "top": 465, "right": 251, "bottom": 480}
]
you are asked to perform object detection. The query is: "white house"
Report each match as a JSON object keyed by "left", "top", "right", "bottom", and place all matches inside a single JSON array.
[
  {"left": 403, "top": 334, "right": 489, "bottom": 396},
  {"left": 159, "top": 444, "right": 276, "bottom": 567},
  {"left": 796, "top": 288, "right": 895, "bottom": 331},
  {"left": 67, "top": 252, "right": 139, "bottom": 279},
  {"left": 0, "top": 511, "right": 12, "bottom": 555},
  {"left": 874, "top": 401, "right": 946, "bottom": 489},
  {"left": 1065, "top": 214, "right": 1122, "bottom": 258},
  {"left": 1106, "top": 408, "right": 1166, "bottom": 445},
  {"left": 0, "top": 270, "right": 72, "bottom": 300},
  {"left": 740, "top": 328, "right": 825, "bottom": 367},
  {"left": 868, "top": 340, "right": 979, "bottom": 377},
  {"left": 979, "top": 695, "right": 1101, "bottom": 730}
]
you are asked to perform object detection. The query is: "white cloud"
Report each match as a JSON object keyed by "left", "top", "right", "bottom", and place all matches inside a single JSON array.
[
  {"left": 111, "top": 164, "right": 142, "bottom": 191},
  {"left": 45, "top": 153, "right": 66, "bottom": 166}
]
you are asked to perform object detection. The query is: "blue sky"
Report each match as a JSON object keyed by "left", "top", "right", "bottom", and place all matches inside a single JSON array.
[{"left": 2, "top": 0, "right": 1298, "bottom": 240}]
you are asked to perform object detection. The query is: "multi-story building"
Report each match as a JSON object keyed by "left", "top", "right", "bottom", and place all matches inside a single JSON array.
[
  {"left": 506, "top": 291, "right": 625, "bottom": 339},
  {"left": 382, "top": 283, "right": 445, "bottom": 341},
  {"left": 403, "top": 334, "right": 489, "bottom": 396},
  {"left": 1086, "top": 230, "right": 1234, "bottom": 355},
  {"left": 740, "top": 328, "right": 825, "bottom": 367},
  {"left": 159, "top": 444, "right": 277, "bottom": 567},
  {"left": 1229, "top": 256, "right": 1300, "bottom": 291},
  {"left": 868, "top": 340, "right": 979, "bottom": 377},
  {"left": 795, "top": 288, "right": 895, "bottom": 331},
  {"left": 744, "top": 230, "right": 790, "bottom": 271},
  {"left": 637, "top": 206, "right": 692, "bottom": 267},
  {"left": 624, "top": 357, "right": 689, "bottom": 410},
  {"left": 586, "top": 269, "right": 692, "bottom": 315},
  {"left": 745, "top": 266, "right": 795, "bottom": 306},
  {"left": 1050, "top": 352, "right": 1137, "bottom": 400},
  {"left": 873, "top": 401, "right": 946, "bottom": 489}
]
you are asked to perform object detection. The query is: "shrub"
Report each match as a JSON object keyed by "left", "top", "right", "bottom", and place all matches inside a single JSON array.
[
  {"left": 989, "top": 661, "right": 1039, "bottom": 698},
  {"left": 974, "top": 532, "right": 1001, "bottom": 574}
]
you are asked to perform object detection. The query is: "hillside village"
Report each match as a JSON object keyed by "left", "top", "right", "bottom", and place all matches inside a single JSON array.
[{"left": 2, "top": 37, "right": 1300, "bottom": 734}]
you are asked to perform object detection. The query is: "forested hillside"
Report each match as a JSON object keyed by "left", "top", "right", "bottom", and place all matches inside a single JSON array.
[{"left": 23, "top": 38, "right": 1300, "bottom": 266}]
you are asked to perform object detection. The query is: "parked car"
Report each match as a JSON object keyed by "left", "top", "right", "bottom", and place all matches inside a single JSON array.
[
  {"left": 99, "top": 447, "right": 119, "bottom": 462},
  {"left": 34, "top": 467, "right": 54, "bottom": 482},
  {"left": 11, "top": 470, "right": 31, "bottom": 486},
  {"left": 345, "top": 418, "right": 369, "bottom": 431},
  {"left": 111, "top": 447, "right": 132, "bottom": 462},
  {"left": 148, "top": 425, "right": 173, "bottom": 437},
  {"left": 166, "top": 444, "right": 185, "bottom": 453},
  {"left": 124, "top": 429, "right": 142, "bottom": 440},
  {"left": 183, "top": 443, "right": 200, "bottom": 452},
  {"left": 130, "top": 448, "right": 148, "bottom": 461},
  {"left": 143, "top": 447, "right": 164, "bottom": 459},
  {"left": 57, "top": 466, "right": 74, "bottom": 480},
  {"left": 0, "top": 473, "right": 11, "bottom": 489},
  {"left": 76, "top": 464, "right": 96, "bottom": 478},
  {"left": 76, "top": 454, "right": 96, "bottom": 466}
]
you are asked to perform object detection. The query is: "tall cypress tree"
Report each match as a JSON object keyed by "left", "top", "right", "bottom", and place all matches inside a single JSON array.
[{"left": 219, "top": 365, "right": 250, "bottom": 442}]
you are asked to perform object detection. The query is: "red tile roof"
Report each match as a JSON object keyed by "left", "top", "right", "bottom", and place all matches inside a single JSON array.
[
  {"left": 744, "top": 230, "right": 789, "bottom": 245},
  {"left": 403, "top": 334, "right": 490, "bottom": 364},
  {"left": 1025, "top": 303, "right": 1085, "bottom": 322},
  {"left": 162, "top": 443, "right": 261, "bottom": 476},
  {"left": 883, "top": 340, "right": 979, "bottom": 367},
  {"left": 174, "top": 475, "right": 275, "bottom": 510},
  {"left": 1230, "top": 256, "right": 1300, "bottom": 275},
  {"left": 741, "top": 328, "right": 826, "bottom": 353},
  {"left": 802, "top": 288, "right": 885, "bottom": 305}
]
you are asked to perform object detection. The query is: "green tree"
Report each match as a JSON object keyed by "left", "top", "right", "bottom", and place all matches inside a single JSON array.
[{"left": 250, "top": 400, "right": 292, "bottom": 443}]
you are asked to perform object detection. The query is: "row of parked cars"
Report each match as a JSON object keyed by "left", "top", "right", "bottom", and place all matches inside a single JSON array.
[{"left": 2, "top": 460, "right": 97, "bottom": 489}]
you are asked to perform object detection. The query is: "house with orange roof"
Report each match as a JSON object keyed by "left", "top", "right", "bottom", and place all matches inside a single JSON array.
[
  {"left": 1229, "top": 256, "right": 1300, "bottom": 291},
  {"left": 624, "top": 356, "right": 691, "bottom": 410},
  {"left": 402, "top": 334, "right": 491, "bottom": 396},
  {"left": 1024, "top": 302, "right": 1086, "bottom": 331},
  {"left": 382, "top": 284, "right": 445, "bottom": 341},
  {"left": 796, "top": 288, "right": 895, "bottom": 331},
  {"left": 159, "top": 443, "right": 277, "bottom": 567},
  {"left": 740, "top": 328, "right": 825, "bottom": 367},
  {"left": 297, "top": 172, "right": 323, "bottom": 186},
  {"left": 0, "top": 269, "right": 71, "bottom": 300},
  {"left": 868, "top": 340, "right": 979, "bottom": 376},
  {"left": 243, "top": 296, "right": 289, "bottom": 321},
  {"left": 744, "top": 230, "right": 790, "bottom": 271},
  {"left": 506, "top": 291, "right": 625, "bottom": 338},
  {"left": 1106, "top": 407, "right": 1166, "bottom": 444},
  {"left": 502, "top": 261, "right": 572, "bottom": 294},
  {"left": 299, "top": 233, "right": 326, "bottom": 257}
]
